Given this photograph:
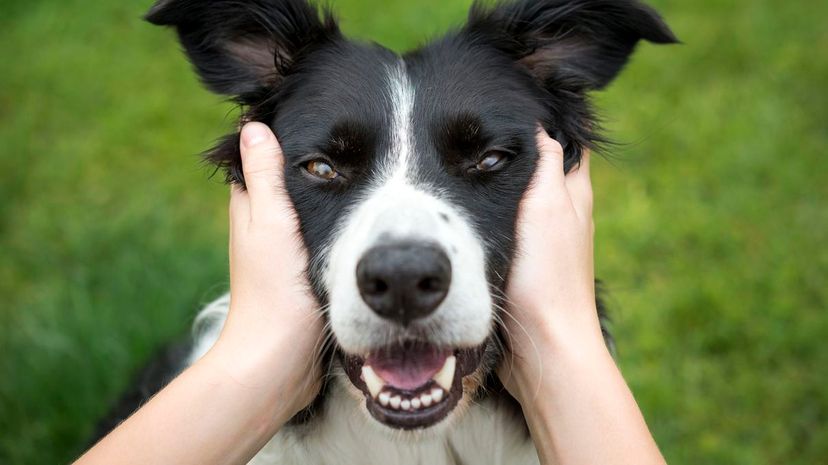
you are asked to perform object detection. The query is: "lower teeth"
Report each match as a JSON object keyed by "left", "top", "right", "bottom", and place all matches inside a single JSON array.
[
  {"left": 361, "top": 354, "right": 456, "bottom": 412},
  {"left": 376, "top": 387, "right": 445, "bottom": 411}
]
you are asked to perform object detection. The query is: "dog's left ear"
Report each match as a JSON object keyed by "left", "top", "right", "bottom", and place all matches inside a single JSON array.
[{"left": 466, "top": 0, "right": 678, "bottom": 92}]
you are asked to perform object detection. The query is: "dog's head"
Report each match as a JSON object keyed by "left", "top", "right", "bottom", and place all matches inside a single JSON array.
[{"left": 147, "top": 0, "right": 675, "bottom": 430}]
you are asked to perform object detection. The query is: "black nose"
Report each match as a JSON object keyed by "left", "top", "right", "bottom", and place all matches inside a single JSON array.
[{"left": 356, "top": 242, "right": 452, "bottom": 326}]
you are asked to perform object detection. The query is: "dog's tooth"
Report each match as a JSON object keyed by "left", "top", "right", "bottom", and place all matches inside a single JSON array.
[
  {"left": 411, "top": 397, "right": 421, "bottom": 410},
  {"left": 401, "top": 399, "right": 411, "bottom": 411},
  {"left": 431, "top": 388, "right": 444, "bottom": 403},
  {"left": 361, "top": 365, "right": 384, "bottom": 398},
  {"left": 390, "top": 395, "right": 402, "bottom": 409},
  {"left": 378, "top": 392, "right": 391, "bottom": 407},
  {"left": 432, "top": 355, "right": 456, "bottom": 391},
  {"left": 420, "top": 393, "right": 433, "bottom": 407}
]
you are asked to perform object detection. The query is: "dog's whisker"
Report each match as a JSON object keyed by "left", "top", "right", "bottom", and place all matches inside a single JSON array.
[
  {"left": 492, "top": 301, "right": 545, "bottom": 401},
  {"left": 307, "top": 309, "right": 336, "bottom": 379},
  {"left": 489, "top": 306, "right": 520, "bottom": 388},
  {"left": 486, "top": 284, "right": 524, "bottom": 381}
]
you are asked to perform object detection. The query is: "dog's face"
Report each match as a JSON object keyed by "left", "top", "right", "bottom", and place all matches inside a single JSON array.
[{"left": 148, "top": 0, "right": 675, "bottom": 430}]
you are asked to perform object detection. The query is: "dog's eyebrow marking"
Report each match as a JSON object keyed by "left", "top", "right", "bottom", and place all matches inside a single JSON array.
[{"left": 383, "top": 61, "right": 415, "bottom": 184}]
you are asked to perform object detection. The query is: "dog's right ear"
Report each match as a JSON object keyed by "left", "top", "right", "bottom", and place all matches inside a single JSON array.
[{"left": 145, "top": 0, "right": 339, "bottom": 104}]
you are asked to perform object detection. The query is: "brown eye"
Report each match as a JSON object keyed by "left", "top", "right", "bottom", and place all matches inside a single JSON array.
[
  {"left": 475, "top": 152, "right": 507, "bottom": 172},
  {"left": 306, "top": 160, "right": 339, "bottom": 180}
]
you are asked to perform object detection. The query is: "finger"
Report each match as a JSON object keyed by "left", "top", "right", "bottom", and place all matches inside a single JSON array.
[
  {"left": 565, "top": 149, "right": 593, "bottom": 220},
  {"left": 535, "top": 127, "right": 566, "bottom": 184},
  {"left": 239, "top": 122, "right": 286, "bottom": 219},
  {"left": 523, "top": 127, "right": 569, "bottom": 208},
  {"left": 229, "top": 184, "right": 251, "bottom": 232}
]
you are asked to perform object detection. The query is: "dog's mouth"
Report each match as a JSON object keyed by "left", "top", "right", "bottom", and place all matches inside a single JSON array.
[{"left": 342, "top": 341, "right": 485, "bottom": 430}]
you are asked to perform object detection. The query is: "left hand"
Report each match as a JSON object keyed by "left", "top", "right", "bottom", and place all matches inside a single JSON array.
[{"left": 498, "top": 128, "right": 603, "bottom": 405}]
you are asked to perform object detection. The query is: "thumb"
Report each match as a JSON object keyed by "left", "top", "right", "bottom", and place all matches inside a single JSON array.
[
  {"left": 522, "top": 127, "right": 569, "bottom": 208},
  {"left": 239, "top": 122, "right": 287, "bottom": 220}
]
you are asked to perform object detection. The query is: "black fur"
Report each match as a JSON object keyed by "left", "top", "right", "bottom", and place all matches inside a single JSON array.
[{"left": 145, "top": 0, "right": 341, "bottom": 102}]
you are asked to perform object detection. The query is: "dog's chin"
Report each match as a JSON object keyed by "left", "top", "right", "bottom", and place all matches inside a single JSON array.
[{"left": 341, "top": 341, "right": 487, "bottom": 430}]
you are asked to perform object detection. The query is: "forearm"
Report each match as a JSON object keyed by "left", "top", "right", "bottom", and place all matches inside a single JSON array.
[
  {"left": 518, "top": 311, "right": 665, "bottom": 465},
  {"left": 76, "top": 337, "right": 295, "bottom": 465}
]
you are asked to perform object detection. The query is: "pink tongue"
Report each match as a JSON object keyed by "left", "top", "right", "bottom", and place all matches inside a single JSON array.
[{"left": 366, "top": 345, "right": 451, "bottom": 390}]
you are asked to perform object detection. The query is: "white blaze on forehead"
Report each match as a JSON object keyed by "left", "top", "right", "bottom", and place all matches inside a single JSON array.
[{"left": 383, "top": 61, "right": 415, "bottom": 183}]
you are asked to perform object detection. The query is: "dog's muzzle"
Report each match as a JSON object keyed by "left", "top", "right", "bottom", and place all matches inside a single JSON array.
[{"left": 325, "top": 179, "right": 493, "bottom": 430}]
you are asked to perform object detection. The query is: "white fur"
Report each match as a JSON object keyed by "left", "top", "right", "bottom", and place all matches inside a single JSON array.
[
  {"left": 187, "top": 296, "right": 539, "bottom": 465},
  {"left": 187, "top": 294, "right": 229, "bottom": 365},
  {"left": 385, "top": 61, "right": 414, "bottom": 178}
]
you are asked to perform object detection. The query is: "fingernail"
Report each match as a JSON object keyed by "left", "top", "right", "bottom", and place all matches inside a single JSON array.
[{"left": 241, "top": 122, "right": 271, "bottom": 147}]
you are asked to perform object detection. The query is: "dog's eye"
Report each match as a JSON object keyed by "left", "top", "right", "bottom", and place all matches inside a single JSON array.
[
  {"left": 305, "top": 160, "right": 339, "bottom": 180},
  {"left": 474, "top": 151, "right": 508, "bottom": 172}
]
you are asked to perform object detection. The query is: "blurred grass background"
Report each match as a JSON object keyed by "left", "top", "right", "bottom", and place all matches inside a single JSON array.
[{"left": 0, "top": 0, "right": 825, "bottom": 463}]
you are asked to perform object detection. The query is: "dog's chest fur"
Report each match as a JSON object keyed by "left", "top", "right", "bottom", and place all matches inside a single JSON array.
[{"left": 189, "top": 295, "right": 540, "bottom": 465}]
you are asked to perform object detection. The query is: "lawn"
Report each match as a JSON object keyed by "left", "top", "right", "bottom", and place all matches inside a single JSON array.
[{"left": 0, "top": 0, "right": 825, "bottom": 463}]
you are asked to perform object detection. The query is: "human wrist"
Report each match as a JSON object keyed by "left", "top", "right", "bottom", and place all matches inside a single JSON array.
[
  {"left": 507, "top": 300, "right": 609, "bottom": 404},
  {"left": 203, "top": 317, "right": 320, "bottom": 430},
  {"left": 511, "top": 326, "right": 617, "bottom": 463}
]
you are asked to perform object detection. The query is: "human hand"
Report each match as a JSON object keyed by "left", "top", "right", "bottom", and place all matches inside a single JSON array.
[
  {"left": 497, "top": 129, "right": 665, "bottom": 465},
  {"left": 499, "top": 128, "right": 604, "bottom": 406},
  {"left": 210, "top": 122, "right": 323, "bottom": 420}
]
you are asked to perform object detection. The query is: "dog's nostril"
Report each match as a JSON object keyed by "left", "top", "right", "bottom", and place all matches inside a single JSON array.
[
  {"left": 418, "top": 277, "right": 442, "bottom": 292},
  {"left": 356, "top": 242, "right": 452, "bottom": 325},
  {"left": 369, "top": 279, "right": 388, "bottom": 295}
]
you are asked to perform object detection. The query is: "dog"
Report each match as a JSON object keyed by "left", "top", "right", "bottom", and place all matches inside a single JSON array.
[{"left": 94, "top": 0, "right": 676, "bottom": 463}]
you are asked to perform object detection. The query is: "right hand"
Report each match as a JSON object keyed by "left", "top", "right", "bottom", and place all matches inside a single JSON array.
[{"left": 212, "top": 122, "right": 323, "bottom": 420}]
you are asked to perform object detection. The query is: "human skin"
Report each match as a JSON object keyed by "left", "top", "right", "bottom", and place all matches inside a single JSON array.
[
  {"left": 500, "top": 129, "right": 666, "bottom": 465},
  {"left": 77, "top": 123, "right": 664, "bottom": 465}
]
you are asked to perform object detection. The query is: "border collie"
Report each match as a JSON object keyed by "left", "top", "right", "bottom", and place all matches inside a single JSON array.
[{"left": 95, "top": 0, "right": 676, "bottom": 462}]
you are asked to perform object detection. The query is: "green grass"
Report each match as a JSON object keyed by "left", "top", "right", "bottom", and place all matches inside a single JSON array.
[{"left": 0, "top": 0, "right": 825, "bottom": 463}]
